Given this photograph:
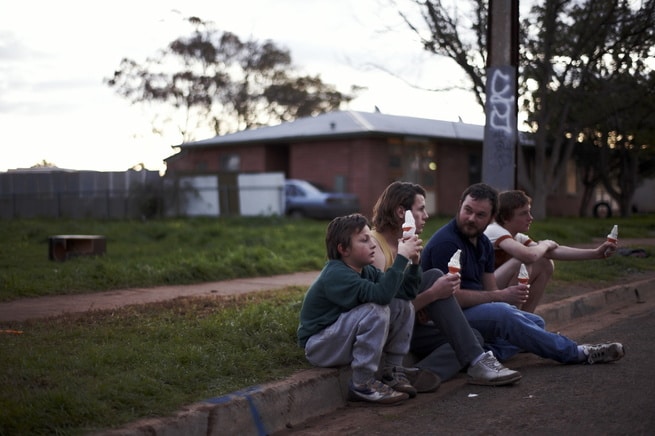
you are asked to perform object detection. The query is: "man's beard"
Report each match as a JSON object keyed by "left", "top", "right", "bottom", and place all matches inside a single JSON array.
[{"left": 457, "top": 218, "right": 484, "bottom": 238}]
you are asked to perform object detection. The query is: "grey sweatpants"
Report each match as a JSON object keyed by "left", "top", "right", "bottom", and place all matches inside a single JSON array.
[{"left": 304, "top": 298, "right": 414, "bottom": 385}]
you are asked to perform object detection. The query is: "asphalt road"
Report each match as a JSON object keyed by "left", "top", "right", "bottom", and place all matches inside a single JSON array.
[{"left": 275, "top": 296, "right": 655, "bottom": 436}]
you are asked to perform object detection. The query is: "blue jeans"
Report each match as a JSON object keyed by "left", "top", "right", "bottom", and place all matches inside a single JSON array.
[{"left": 463, "top": 302, "right": 580, "bottom": 363}]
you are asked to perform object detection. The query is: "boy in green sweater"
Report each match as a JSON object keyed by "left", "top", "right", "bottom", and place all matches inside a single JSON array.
[{"left": 297, "top": 213, "right": 438, "bottom": 405}]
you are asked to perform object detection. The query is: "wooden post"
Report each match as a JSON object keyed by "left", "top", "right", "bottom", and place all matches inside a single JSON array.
[{"left": 482, "top": 0, "right": 519, "bottom": 191}]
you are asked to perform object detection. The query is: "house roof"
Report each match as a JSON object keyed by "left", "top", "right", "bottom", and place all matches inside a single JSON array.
[{"left": 177, "top": 110, "right": 485, "bottom": 149}]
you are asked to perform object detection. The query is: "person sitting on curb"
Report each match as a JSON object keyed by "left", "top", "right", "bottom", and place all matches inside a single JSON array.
[
  {"left": 485, "top": 190, "right": 618, "bottom": 313},
  {"left": 370, "top": 181, "right": 521, "bottom": 386},
  {"left": 421, "top": 183, "right": 625, "bottom": 365},
  {"left": 297, "top": 213, "right": 439, "bottom": 405}
]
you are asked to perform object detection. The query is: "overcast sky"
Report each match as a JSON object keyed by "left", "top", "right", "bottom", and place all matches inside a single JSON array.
[{"left": 0, "top": 0, "right": 484, "bottom": 173}]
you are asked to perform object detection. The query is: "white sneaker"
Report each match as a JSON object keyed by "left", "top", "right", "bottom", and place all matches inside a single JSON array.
[
  {"left": 580, "top": 343, "right": 625, "bottom": 364},
  {"left": 467, "top": 351, "right": 522, "bottom": 386},
  {"left": 349, "top": 379, "right": 409, "bottom": 404}
]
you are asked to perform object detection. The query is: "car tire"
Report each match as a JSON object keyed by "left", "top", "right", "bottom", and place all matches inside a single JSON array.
[
  {"left": 288, "top": 209, "right": 305, "bottom": 219},
  {"left": 593, "top": 201, "right": 612, "bottom": 218}
]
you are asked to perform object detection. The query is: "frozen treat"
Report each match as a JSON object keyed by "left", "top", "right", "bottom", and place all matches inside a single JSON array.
[
  {"left": 448, "top": 249, "right": 462, "bottom": 274},
  {"left": 518, "top": 263, "right": 529, "bottom": 285},
  {"left": 402, "top": 210, "right": 416, "bottom": 239},
  {"left": 605, "top": 224, "right": 619, "bottom": 257}
]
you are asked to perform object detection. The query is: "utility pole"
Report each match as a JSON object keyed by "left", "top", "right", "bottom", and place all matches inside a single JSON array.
[{"left": 482, "top": 0, "right": 519, "bottom": 191}]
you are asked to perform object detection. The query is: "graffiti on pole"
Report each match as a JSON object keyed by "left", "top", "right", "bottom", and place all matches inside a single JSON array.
[{"left": 483, "top": 65, "right": 517, "bottom": 190}]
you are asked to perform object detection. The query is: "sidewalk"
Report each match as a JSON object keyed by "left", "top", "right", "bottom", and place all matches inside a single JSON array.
[{"left": 0, "top": 271, "right": 318, "bottom": 322}]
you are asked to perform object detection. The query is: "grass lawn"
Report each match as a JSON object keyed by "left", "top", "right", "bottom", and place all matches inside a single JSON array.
[{"left": 1, "top": 215, "right": 654, "bottom": 434}]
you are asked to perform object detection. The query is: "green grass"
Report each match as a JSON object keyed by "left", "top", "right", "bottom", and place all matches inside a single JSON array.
[
  {"left": 0, "top": 217, "right": 328, "bottom": 301},
  {"left": 1, "top": 215, "right": 654, "bottom": 434},
  {"left": 0, "top": 290, "right": 310, "bottom": 435}
]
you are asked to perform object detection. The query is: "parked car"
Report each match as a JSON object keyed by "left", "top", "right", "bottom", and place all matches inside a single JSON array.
[{"left": 284, "top": 179, "right": 360, "bottom": 219}]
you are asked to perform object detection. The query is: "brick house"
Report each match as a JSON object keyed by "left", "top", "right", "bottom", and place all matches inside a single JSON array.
[{"left": 164, "top": 110, "right": 490, "bottom": 218}]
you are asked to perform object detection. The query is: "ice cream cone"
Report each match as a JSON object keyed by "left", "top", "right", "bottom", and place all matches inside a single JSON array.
[
  {"left": 518, "top": 263, "right": 529, "bottom": 285},
  {"left": 605, "top": 225, "right": 618, "bottom": 256},
  {"left": 448, "top": 249, "right": 462, "bottom": 275},
  {"left": 402, "top": 210, "right": 416, "bottom": 239}
]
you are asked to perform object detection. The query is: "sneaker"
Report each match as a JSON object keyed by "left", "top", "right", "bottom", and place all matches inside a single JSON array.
[
  {"left": 404, "top": 367, "right": 441, "bottom": 393},
  {"left": 467, "top": 351, "right": 522, "bottom": 386},
  {"left": 349, "top": 379, "right": 409, "bottom": 404},
  {"left": 382, "top": 367, "right": 417, "bottom": 398},
  {"left": 580, "top": 342, "right": 625, "bottom": 364}
]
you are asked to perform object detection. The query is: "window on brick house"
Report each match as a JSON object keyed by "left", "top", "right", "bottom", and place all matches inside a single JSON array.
[
  {"left": 469, "top": 154, "right": 482, "bottom": 185},
  {"left": 390, "top": 140, "right": 436, "bottom": 187}
]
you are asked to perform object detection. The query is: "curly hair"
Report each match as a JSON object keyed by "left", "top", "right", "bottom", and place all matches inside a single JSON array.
[{"left": 460, "top": 183, "right": 499, "bottom": 218}]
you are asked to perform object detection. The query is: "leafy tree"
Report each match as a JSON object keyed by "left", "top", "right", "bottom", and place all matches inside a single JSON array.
[
  {"left": 399, "top": 0, "right": 655, "bottom": 217},
  {"left": 570, "top": 70, "right": 655, "bottom": 216},
  {"left": 105, "top": 17, "right": 358, "bottom": 142}
]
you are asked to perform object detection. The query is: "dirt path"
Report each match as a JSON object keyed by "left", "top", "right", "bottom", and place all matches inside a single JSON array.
[{"left": 0, "top": 272, "right": 318, "bottom": 322}]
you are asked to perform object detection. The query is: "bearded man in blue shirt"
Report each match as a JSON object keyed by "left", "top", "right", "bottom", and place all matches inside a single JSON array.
[{"left": 421, "top": 183, "right": 624, "bottom": 365}]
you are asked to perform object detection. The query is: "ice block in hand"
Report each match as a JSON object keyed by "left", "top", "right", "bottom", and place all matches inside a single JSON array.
[
  {"left": 518, "top": 263, "right": 529, "bottom": 285},
  {"left": 448, "top": 249, "right": 462, "bottom": 274},
  {"left": 402, "top": 210, "right": 416, "bottom": 239}
]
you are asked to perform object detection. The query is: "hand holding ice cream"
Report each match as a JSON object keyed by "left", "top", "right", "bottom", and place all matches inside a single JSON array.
[
  {"left": 604, "top": 225, "right": 618, "bottom": 257},
  {"left": 402, "top": 210, "right": 416, "bottom": 239},
  {"left": 397, "top": 233, "right": 422, "bottom": 264},
  {"left": 448, "top": 249, "right": 462, "bottom": 275}
]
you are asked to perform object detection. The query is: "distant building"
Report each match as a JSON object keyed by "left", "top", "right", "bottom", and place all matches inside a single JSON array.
[
  {"left": 165, "top": 111, "right": 488, "bottom": 217},
  {"left": 164, "top": 110, "right": 651, "bottom": 218}
]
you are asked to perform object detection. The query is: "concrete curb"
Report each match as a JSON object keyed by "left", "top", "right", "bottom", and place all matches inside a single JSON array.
[
  {"left": 100, "top": 368, "right": 352, "bottom": 436},
  {"left": 535, "top": 277, "right": 652, "bottom": 330},
  {"left": 98, "top": 277, "right": 654, "bottom": 436}
]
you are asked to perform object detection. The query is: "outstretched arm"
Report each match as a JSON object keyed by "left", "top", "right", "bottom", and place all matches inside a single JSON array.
[{"left": 545, "top": 240, "right": 617, "bottom": 260}]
